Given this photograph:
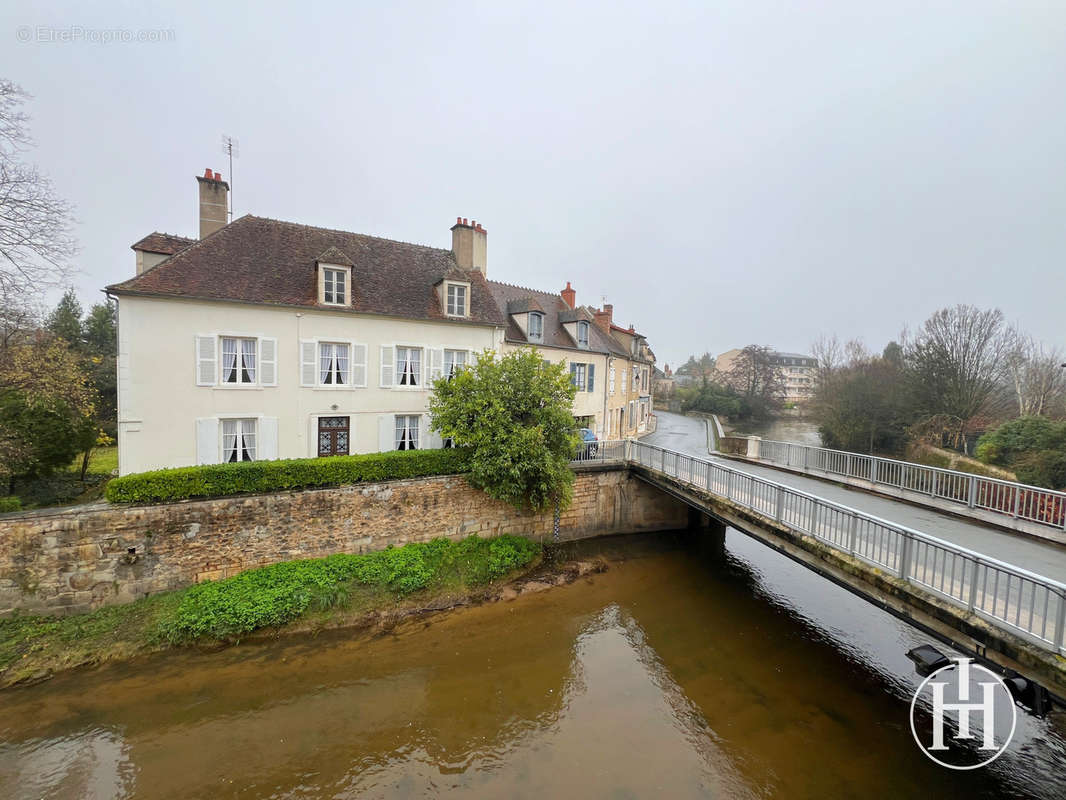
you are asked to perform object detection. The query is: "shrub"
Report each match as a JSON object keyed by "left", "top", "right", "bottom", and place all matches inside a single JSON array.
[
  {"left": 0, "top": 496, "right": 21, "bottom": 513},
  {"left": 428, "top": 349, "right": 578, "bottom": 512},
  {"left": 1014, "top": 450, "right": 1066, "bottom": 491},
  {"left": 157, "top": 535, "right": 540, "bottom": 642},
  {"left": 976, "top": 417, "right": 1066, "bottom": 466},
  {"left": 105, "top": 448, "right": 472, "bottom": 504}
]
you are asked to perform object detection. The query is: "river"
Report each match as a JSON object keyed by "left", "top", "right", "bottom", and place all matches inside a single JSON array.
[
  {"left": 723, "top": 415, "right": 823, "bottom": 446},
  {"left": 2, "top": 530, "right": 1065, "bottom": 799}
]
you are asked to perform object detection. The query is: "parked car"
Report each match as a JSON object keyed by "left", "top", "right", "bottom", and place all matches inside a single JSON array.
[{"left": 577, "top": 427, "right": 598, "bottom": 459}]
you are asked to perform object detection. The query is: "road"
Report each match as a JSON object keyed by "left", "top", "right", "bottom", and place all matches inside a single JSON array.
[{"left": 644, "top": 411, "right": 1066, "bottom": 581}]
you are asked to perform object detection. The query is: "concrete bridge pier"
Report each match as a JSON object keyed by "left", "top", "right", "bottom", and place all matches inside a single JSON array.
[{"left": 688, "top": 507, "right": 727, "bottom": 554}]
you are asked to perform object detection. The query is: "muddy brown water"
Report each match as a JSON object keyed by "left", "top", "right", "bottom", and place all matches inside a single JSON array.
[{"left": 2, "top": 530, "right": 1065, "bottom": 799}]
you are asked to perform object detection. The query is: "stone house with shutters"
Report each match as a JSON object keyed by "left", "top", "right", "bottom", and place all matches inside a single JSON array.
[{"left": 107, "top": 169, "right": 655, "bottom": 474}]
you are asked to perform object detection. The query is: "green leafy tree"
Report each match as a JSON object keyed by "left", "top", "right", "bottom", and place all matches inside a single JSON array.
[
  {"left": 0, "top": 338, "right": 97, "bottom": 492},
  {"left": 83, "top": 300, "right": 116, "bottom": 357},
  {"left": 812, "top": 353, "right": 911, "bottom": 454},
  {"left": 679, "top": 377, "right": 741, "bottom": 417},
  {"left": 976, "top": 417, "right": 1066, "bottom": 466},
  {"left": 428, "top": 348, "right": 578, "bottom": 512},
  {"left": 46, "top": 289, "right": 83, "bottom": 347}
]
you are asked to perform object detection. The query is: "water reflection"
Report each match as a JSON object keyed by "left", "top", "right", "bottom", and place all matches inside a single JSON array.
[{"left": 1, "top": 531, "right": 1065, "bottom": 799}]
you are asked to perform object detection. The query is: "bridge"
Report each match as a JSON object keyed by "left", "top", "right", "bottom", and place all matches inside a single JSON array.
[{"left": 580, "top": 413, "right": 1066, "bottom": 700}]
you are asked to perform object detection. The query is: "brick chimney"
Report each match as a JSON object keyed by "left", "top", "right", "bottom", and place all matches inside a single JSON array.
[
  {"left": 561, "top": 281, "right": 576, "bottom": 309},
  {"left": 451, "top": 217, "right": 487, "bottom": 275},
  {"left": 197, "top": 168, "right": 229, "bottom": 238},
  {"left": 593, "top": 302, "right": 613, "bottom": 333}
]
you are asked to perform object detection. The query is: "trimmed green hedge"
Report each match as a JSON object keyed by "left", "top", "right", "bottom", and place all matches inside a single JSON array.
[
  {"left": 0, "top": 496, "right": 21, "bottom": 513},
  {"left": 105, "top": 448, "right": 472, "bottom": 504}
]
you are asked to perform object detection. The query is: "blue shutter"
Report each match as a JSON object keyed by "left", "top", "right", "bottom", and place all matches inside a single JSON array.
[{"left": 587, "top": 364, "right": 595, "bottom": 393}]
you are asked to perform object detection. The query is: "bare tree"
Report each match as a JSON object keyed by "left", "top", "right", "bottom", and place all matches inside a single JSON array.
[
  {"left": 721, "top": 344, "right": 784, "bottom": 419},
  {"left": 811, "top": 333, "right": 843, "bottom": 384},
  {"left": 0, "top": 79, "right": 76, "bottom": 298},
  {"left": 1004, "top": 328, "right": 1066, "bottom": 417},
  {"left": 0, "top": 286, "right": 40, "bottom": 349},
  {"left": 904, "top": 305, "right": 1012, "bottom": 433}
]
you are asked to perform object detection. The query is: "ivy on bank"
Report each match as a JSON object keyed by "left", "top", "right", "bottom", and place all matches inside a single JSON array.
[{"left": 105, "top": 448, "right": 472, "bottom": 504}]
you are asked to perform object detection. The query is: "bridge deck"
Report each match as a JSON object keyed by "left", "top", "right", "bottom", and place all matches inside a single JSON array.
[{"left": 645, "top": 412, "right": 1066, "bottom": 582}]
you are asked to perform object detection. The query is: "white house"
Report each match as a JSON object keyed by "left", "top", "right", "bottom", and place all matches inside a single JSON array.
[{"left": 108, "top": 170, "right": 505, "bottom": 475}]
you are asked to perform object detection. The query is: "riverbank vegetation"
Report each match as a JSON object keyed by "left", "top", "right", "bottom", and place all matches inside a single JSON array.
[
  {"left": 676, "top": 347, "right": 784, "bottom": 422},
  {"left": 0, "top": 535, "right": 541, "bottom": 688},
  {"left": 810, "top": 305, "right": 1066, "bottom": 489}
]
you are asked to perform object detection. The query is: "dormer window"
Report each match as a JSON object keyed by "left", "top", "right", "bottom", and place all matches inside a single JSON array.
[
  {"left": 528, "top": 312, "right": 544, "bottom": 342},
  {"left": 321, "top": 266, "right": 349, "bottom": 306},
  {"left": 577, "top": 321, "right": 590, "bottom": 349},
  {"left": 442, "top": 280, "right": 470, "bottom": 318},
  {"left": 446, "top": 283, "right": 467, "bottom": 316}
]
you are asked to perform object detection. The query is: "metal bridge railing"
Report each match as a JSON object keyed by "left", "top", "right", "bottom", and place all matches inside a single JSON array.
[
  {"left": 628, "top": 440, "right": 1066, "bottom": 656},
  {"left": 742, "top": 438, "right": 1066, "bottom": 532},
  {"left": 572, "top": 439, "right": 627, "bottom": 464}
]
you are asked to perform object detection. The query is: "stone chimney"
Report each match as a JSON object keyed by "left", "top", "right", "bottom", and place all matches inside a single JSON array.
[
  {"left": 197, "top": 168, "right": 229, "bottom": 238},
  {"left": 593, "top": 302, "right": 613, "bottom": 333},
  {"left": 451, "top": 217, "right": 487, "bottom": 274},
  {"left": 561, "top": 281, "right": 576, "bottom": 309}
]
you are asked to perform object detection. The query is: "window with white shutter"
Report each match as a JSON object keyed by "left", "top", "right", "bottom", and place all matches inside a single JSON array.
[
  {"left": 350, "top": 343, "right": 367, "bottom": 387},
  {"left": 396, "top": 347, "right": 421, "bottom": 386},
  {"left": 380, "top": 345, "right": 394, "bottom": 387},
  {"left": 222, "top": 418, "right": 258, "bottom": 462},
  {"left": 300, "top": 340, "right": 317, "bottom": 386},
  {"left": 260, "top": 338, "right": 278, "bottom": 386},
  {"left": 430, "top": 348, "right": 444, "bottom": 383},
  {"left": 196, "top": 335, "right": 217, "bottom": 386},
  {"left": 443, "top": 349, "right": 467, "bottom": 379},
  {"left": 196, "top": 418, "right": 219, "bottom": 463}
]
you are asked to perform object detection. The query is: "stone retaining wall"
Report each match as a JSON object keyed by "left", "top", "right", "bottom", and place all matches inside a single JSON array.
[{"left": 0, "top": 466, "right": 687, "bottom": 616}]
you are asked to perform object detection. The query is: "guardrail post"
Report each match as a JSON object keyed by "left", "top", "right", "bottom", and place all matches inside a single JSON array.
[
  {"left": 848, "top": 514, "right": 858, "bottom": 555},
  {"left": 1013, "top": 486, "right": 1021, "bottom": 519},
  {"left": 803, "top": 446, "right": 809, "bottom": 471},
  {"left": 1055, "top": 594, "right": 1066, "bottom": 652},
  {"left": 898, "top": 532, "right": 911, "bottom": 580},
  {"left": 931, "top": 471, "right": 938, "bottom": 497},
  {"left": 846, "top": 453, "right": 853, "bottom": 478},
  {"left": 968, "top": 477, "right": 977, "bottom": 509},
  {"left": 726, "top": 470, "right": 734, "bottom": 500},
  {"left": 968, "top": 560, "right": 979, "bottom": 612},
  {"left": 775, "top": 488, "right": 784, "bottom": 522},
  {"left": 872, "top": 458, "right": 879, "bottom": 485}
]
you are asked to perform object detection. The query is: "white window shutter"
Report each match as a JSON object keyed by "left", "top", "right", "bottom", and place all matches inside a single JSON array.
[
  {"left": 196, "top": 335, "right": 217, "bottom": 386},
  {"left": 424, "top": 415, "right": 443, "bottom": 449},
  {"left": 300, "top": 340, "right": 317, "bottom": 387},
  {"left": 351, "top": 342, "right": 368, "bottom": 387},
  {"left": 430, "top": 348, "right": 443, "bottom": 382},
  {"left": 378, "top": 414, "right": 395, "bottom": 452},
  {"left": 259, "top": 417, "right": 279, "bottom": 460},
  {"left": 260, "top": 338, "right": 278, "bottom": 386},
  {"left": 196, "top": 417, "right": 220, "bottom": 464},
  {"left": 380, "top": 345, "right": 394, "bottom": 387}
]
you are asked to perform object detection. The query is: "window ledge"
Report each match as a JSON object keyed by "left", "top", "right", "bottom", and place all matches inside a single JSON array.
[{"left": 213, "top": 385, "right": 265, "bottom": 391}]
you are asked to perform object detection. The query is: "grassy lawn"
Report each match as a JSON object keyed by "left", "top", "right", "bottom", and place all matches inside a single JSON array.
[{"left": 3, "top": 446, "right": 118, "bottom": 511}]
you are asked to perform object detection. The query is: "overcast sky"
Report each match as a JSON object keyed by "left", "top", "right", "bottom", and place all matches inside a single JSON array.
[{"left": 3, "top": 1, "right": 1064, "bottom": 369}]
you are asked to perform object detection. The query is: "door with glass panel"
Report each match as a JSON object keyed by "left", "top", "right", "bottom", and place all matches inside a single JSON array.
[{"left": 318, "top": 416, "right": 350, "bottom": 457}]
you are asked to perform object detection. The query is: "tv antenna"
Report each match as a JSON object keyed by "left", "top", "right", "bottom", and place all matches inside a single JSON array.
[{"left": 221, "top": 134, "right": 239, "bottom": 218}]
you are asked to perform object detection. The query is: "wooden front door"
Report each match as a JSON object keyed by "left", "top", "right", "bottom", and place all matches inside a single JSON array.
[{"left": 318, "top": 416, "right": 350, "bottom": 456}]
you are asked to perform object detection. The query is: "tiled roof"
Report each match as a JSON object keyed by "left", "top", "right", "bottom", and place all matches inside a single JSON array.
[
  {"left": 506, "top": 297, "right": 544, "bottom": 314},
  {"left": 110, "top": 215, "right": 506, "bottom": 327},
  {"left": 486, "top": 280, "right": 628, "bottom": 356},
  {"left": 130, "top": 232, "right": 196, "bottom": 255}
]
